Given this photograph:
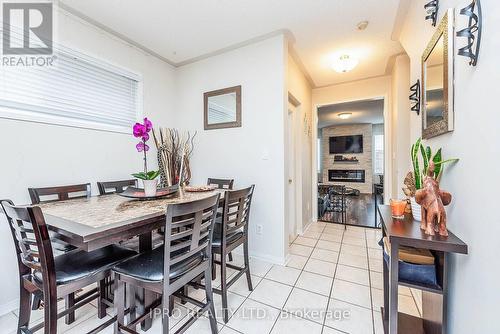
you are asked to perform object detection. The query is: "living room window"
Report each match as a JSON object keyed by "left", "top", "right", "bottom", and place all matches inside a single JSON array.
[
  {"left": 374, "top": 134, "right": 384, "bottom": 174},
  {"left": 0, "top": 46, "right": 141, "bottom": 133}
]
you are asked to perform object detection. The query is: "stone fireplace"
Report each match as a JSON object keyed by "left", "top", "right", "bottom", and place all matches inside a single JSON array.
[{"left": 321, "top": 124, "right": 373, "bottom": 193}]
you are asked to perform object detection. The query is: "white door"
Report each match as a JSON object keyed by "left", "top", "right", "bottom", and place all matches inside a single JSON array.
[{"left": 287, "top": 104, "right": 297, "bottom": 242}]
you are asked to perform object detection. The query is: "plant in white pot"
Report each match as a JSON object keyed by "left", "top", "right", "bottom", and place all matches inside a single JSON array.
[
  {"left": 403, "top": 138, "right": 458, "bottom": 221},
  {"left": 132, "top": 118, "right": 160, "bottom": 196}
]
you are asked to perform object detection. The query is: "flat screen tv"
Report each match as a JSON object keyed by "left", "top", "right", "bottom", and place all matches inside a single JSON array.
[{"left": 329, "top": 135, "right": 363, "bottom": 154}]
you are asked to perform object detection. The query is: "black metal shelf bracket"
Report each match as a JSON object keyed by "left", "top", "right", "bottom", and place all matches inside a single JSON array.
[
  {"left": 424, "top": 0, "right": 439, "bottom": 26},
  {"left": 456, "top": 0, "right": 482, "bottom": 66},
  {"left": 409, "top": 80, "right": 421, "bottom": 115}
]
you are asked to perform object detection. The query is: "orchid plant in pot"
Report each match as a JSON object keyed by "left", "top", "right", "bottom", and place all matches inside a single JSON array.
[{"left": 132, "top": 118, "right": 160, "bottom": 196}]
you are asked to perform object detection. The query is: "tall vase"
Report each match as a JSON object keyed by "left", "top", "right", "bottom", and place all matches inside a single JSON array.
[
  {"left": 143, "top": 179, "right": 158, "bottom": 197},
  {"left": 410, "top": 197, "right": 422, "bottom": 221}
]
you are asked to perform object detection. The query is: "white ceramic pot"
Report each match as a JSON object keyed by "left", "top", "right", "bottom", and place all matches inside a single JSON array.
[
  {"left": 410, "top": 197, "right": 422, "bottom": 221},
  {"left": 143, "top": 179, "right": 158, "bottom": 197}
]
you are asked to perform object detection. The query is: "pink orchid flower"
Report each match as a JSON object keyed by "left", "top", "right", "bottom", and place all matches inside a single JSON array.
[{"left": 136, "top": 141, "right": 150, "bottom": 152}]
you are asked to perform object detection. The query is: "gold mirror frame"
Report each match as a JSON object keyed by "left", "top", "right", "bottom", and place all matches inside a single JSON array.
[
  {"left": 421, "top": 9, "right": 455, "bottom": 139},
  {"left": 203, "top": 85, "right": 242, "bottom": 130}
]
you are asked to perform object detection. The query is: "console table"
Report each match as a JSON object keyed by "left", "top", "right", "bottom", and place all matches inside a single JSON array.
[{"left": 378, "top": 205, "right": 468, "bottom": 334}]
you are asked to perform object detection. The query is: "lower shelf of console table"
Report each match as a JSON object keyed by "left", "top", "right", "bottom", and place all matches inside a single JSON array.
[{"left": 378, "top": 205, "right": 468, "bottom": 334}]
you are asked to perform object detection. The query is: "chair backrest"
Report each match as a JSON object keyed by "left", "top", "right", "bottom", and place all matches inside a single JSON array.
[
  {"left": 207, "top": 178, "right": 234, "bottom": 190},
  {"left": 97, "top": 179, "right": 137, "bottom": 195},
  {"left": 163, "top": 194, "right": 220, "bottom": 278},
  {"left": 28, "top": 183, "right": 91, "bottom": 204},
  {"left": 1, "top": 200, "right": 56, "bottom": 289},
  {"left": 220, "top": 185, "right": 255, "bottom": 238}
]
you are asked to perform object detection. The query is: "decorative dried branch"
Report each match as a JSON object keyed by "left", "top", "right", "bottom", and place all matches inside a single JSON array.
[{"left": 152, "top": 128, "right": 196, "bottom": 187}]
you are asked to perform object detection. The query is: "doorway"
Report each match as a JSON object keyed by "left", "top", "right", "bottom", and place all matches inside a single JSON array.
[
  {"left": 287, "top": 102, "right": 298, "bottom": 243},
  {"left": 314, "top": 97, "right": 387, "bottom": 228}
]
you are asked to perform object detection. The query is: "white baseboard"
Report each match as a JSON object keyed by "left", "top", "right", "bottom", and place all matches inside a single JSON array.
[
  {"left": 300, "top": 220, "right": 314, "bottom": 234},
  {"left": 231, "top": 249, "right": 287, "bottom": 266},
  {"left": 0, "top": 298, "right": 18, "bottom": 316}
]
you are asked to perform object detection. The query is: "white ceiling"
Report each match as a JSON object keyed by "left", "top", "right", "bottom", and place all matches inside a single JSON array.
[
  {"left": 60, "top": 0, "right": 403, "bottom": 87},
  {"left": 317, "top": 98, "right": 384, "bottom": 128}
]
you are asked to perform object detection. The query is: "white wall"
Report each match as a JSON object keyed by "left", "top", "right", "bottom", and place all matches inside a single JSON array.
[
  {"left": 400, "top": 1, "right": 500, "bottom": 332},
  {"left": 390, "top": 54, "right": 411, "bottom": 198},
  {"left": 0, "top": 8, "right": 176, "bottom": 314},
  {"left": 287, "top": 52, "right": 313, "bottom": 232},
  {"left": 173, "top": 35, "right": 288, "bottom": 264}
]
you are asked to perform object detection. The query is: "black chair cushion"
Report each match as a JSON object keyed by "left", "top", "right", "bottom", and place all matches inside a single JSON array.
[
  {"left": 113, "top": 246, "right": 204, "bottom": 282},
  {"left": 34, "top": 245, "right": 136, "bottom": 285},
  {"left": 212, "top": 218, "right": 244, "bottom": 248}
]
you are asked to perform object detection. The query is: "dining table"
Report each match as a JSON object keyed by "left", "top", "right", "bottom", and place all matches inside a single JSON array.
[{"left": 38, "top": 187, "right": 224, "bottom": 331}]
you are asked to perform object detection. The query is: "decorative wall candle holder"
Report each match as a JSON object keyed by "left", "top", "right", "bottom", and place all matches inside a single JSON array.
[
  {"left": 424, "top": 0, "right": 439, "bottom": 26},
  {"left": 456, "top": 0, "right": 482, "bottom": 66},
  {"left": 409, "top": 79, "right": 421, "bottom": 115}
]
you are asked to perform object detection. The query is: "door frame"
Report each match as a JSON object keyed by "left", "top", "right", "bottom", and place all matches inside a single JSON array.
[
  {"left": 285, "top": 93, "right": 302, "bottom": 243},
  {"left": 311, "top": 94, "right": 392, "bottom": 222}
]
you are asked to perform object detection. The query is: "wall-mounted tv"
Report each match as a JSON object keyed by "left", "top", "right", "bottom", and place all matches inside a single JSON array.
[{"left": 329, "top": 135, "right": 363, "bottom": 154}]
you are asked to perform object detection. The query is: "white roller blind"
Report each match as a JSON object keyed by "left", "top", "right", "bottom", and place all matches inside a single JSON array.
[{"left": 0, "top": 28, "right": 140, "bottom": 132}]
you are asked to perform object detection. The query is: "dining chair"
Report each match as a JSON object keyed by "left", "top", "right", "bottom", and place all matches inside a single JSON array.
[
  {"left": 207, "top": 178, "right": 234, "bottom": 190},
  {"left": 112, "top": 194, "right": 220, "bottom": 334},
  {"left": 28, "top": 183, "right": 94, "bottom": 323},
  {"left": 0, "top": 200, "right": 136, "bottom": 334},
  {"left": 327, "top": 185, "right": 347, "bottom": 228},
  {"left": 207, "top": 178, "right": 235, "bottom": 261},
  {"left": 28, "top": 183, "right": 91, "bottom": 204},
  {"left": 97, "top": 179, "right": 137, "bottom": 195},
  {"left": 211, "top": 185, "right": 255, "bottom": 323}
]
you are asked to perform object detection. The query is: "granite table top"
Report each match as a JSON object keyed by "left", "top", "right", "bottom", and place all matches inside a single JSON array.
[{"left": 37, "top": 188, "right": 223, "bottom": 246}]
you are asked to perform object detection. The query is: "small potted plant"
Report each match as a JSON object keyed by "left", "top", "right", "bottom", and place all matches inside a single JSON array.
[
  {"left": 403, "top": 138, "right": 458, "bottom": 220},
  {"left": 132, "top": 118, "right": 160, "bottom": 196}
]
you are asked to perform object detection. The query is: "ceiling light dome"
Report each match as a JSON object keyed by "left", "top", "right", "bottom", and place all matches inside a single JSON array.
[
  {"left": 338, "top": 113, "right": 352, "bottom": 119},
  {"left": 332, "top": 55, "right": 359, "bottom": 73}
]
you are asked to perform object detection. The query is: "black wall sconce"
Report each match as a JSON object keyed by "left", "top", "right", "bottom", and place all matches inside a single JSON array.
[
  {"left": 409, "top": 80, "right": 420, "bottom": 115},
  {"left": 457, "top": 0, "right": 482, "bottom": 66},
  {"left": 424, "top": 0, "right": 439, "bottom": 26}
]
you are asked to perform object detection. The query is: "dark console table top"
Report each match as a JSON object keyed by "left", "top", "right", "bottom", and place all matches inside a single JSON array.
[{"left": 378, "top": 205, "right": 468, "bottom": 255}]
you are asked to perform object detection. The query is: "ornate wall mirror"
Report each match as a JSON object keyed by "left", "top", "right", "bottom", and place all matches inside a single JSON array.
[
  {"left": 204, "top": 85, "right": 241, "bottom": 130},
  {"left": 421, "top": 9, "right": 454, "bottom": 139}
]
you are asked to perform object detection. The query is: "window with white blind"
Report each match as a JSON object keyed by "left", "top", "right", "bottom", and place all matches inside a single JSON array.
[
  {"left": 374, "top": 134, "right": 384, "bottom": 174},
  {"left": 0, "top": 43, "right": 141, "bottom": 133}
]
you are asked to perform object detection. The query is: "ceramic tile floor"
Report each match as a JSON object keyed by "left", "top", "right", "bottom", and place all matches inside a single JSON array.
[{"left": 0, "top": 222, "right": 422, "bottom": 334}]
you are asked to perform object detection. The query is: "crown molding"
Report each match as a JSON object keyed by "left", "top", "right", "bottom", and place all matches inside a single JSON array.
[
  {"left": 176, "top": 29, "right": 292, "bottom": 67},
  {"left": 313, "top": 74, "right": 392, "bottom": 90},
  {"left": 60, "top": 2, "right": 294, "bottom": 70},
  {"left": 58, "top": 2, "right": 176, "bottom": 66}
]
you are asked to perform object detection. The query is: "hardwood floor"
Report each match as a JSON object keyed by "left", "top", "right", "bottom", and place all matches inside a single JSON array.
[{"left": 320, "top": 193, "right": 379, "bottom": 228}]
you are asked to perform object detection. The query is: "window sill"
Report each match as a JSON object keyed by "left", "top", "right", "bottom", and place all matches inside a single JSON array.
[{"left": 0, "top": 107, "right": 132, "bottom": 135}]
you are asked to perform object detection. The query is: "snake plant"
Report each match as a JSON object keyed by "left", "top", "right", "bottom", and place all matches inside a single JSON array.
[{"left": 411, "top": 138, "right": 458, "bottom": 190}]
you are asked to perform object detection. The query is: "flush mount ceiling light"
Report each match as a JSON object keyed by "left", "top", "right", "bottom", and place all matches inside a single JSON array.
[
  {"left": 357, "top": 20, "right": 369, "bottom": 31},
  {"left": 332, "top": 55, "right": 359, "bottom": 73},
  {"left": 338, "top": 113, "right": 352, "bottom": 119}
]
